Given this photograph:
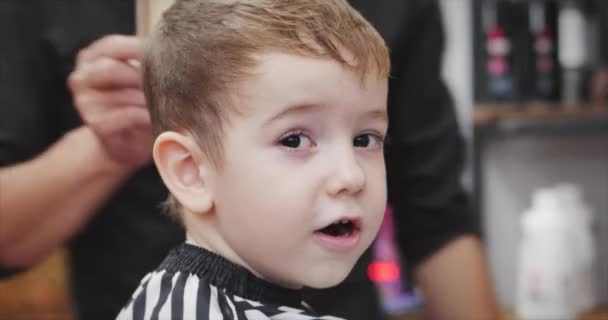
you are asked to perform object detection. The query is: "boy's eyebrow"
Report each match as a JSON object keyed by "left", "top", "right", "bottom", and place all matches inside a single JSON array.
[
  {"left": 265, "top": 103, "right": 388, "bottom": 125},
  {"left": 363, "top": 109, "right": 388, "bottom": 122},
  {"left": 265, "top": 103, "right": 323, "bottom": 125}
]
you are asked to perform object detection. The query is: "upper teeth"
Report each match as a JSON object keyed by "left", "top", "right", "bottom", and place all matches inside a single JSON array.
[{"left": 340, "top": 220, "right": 350, "bottom": 224}]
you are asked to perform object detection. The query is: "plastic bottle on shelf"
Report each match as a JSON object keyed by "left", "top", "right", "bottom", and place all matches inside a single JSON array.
[
  {"left": 483, "top": 0, "right": 516, "bottom": 102},
  {"left": 529, "top": 0, "right": 559, "bottom": 102},
  {"left": 515, "top": 184, "right": 596, "bottom": 320},
  {"left": 558, "top": 0, "right": 590, "bottom": 106}
]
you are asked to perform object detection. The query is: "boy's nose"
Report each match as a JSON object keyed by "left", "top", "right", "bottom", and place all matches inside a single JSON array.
[{"left": 326, "top": 149, "right": 366, "bottom": 197}]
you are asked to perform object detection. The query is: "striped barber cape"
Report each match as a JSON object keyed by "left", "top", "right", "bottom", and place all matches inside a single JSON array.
[{"left": 116, "top": 243, "right": 344, "bottom": 320}]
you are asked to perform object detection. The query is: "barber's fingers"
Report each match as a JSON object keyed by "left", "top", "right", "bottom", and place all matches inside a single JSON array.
[
  {"left": 69, "top": 55, "right": 147, "bottom": 126},
  {"left": 91, "top": 107, "right": 151, "bottom": 137},
  {"left": 89, "top": 106, "right": 154, "bottom": 167},
  {"left": 69, "top": 56, "right": 142, "bottom": 91},
  {"left": 74, "top": 88, "right": 146, "bottom": 113},
  {"left": 74, "top": 88, "right": 147, "bottom": 124},
  {"left": 76, "top": 35, "right": 143, "bottom": 65}
]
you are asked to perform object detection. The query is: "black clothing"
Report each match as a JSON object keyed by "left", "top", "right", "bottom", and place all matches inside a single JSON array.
[
  {"left": 0, "top": 1, "right": 478, "bottom": 319},
  {"left": 0, "top": 2, "right": 183, "bottom": 318},
  {"left": 355, "top": 0, "right": 477, "bottom": 271}
]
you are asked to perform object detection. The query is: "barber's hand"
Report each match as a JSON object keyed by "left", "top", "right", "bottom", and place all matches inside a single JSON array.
[{"left": 68, "top": 35, "right": 151, "bottom": 173}]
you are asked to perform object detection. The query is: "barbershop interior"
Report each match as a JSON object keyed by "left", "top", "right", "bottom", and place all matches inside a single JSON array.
[{"left": 1, "top": 0, "right": 608, "bottom": 319}]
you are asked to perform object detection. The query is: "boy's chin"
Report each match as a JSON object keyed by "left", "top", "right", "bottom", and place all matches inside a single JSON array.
[{"left": 302, "top": 266, "right": 353, "bottom": 289}]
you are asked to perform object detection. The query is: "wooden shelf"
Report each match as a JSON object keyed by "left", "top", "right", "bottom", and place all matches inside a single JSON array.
[
  {"left": 473, "top": 103, "right": 608, "bottom": 138},
  {"left": 475, "top": 103, "right": 608, "bottom": 125}
]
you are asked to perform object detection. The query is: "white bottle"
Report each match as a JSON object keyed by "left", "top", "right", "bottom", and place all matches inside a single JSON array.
[
  {"left": 558, "top": 0, "right": 589, "bottom": 105},
  {"left": 515, "top": 188, "right": 578, "bottom": 320}
]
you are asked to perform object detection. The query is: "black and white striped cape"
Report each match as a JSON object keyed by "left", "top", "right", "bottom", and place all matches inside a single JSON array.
[{"left": 116, "top": 243, "right": 344, "bottom": 320}]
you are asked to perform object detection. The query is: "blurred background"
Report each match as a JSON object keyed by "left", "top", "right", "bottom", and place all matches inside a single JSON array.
[{"left": 1, "top": 0, "right": 608, "bottom": 319}]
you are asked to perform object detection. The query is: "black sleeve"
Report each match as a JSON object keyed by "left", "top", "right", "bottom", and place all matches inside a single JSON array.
[
  {"left": 383, "top": 1, "right": 480, "bottom": 269},
  {"left": 0, "top": 2, "right": 63, "bottom": 166}
]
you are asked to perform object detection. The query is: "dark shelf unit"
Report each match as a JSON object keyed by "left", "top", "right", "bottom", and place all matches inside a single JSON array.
[{"left": 472, "top": 104, "right": 608, "bottom": 235}]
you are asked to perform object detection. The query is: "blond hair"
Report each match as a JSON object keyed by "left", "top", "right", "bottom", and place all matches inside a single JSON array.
[{"left": 143, "top": 0, "right": 390, "bottom": 218}]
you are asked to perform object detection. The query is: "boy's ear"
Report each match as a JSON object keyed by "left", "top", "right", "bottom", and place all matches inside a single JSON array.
[{"left": 153, "top": 131, "right": 214, "bottom": 215}]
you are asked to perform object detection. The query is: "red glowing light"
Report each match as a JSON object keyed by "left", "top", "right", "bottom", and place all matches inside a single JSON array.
[{"left": 368, "top": 261, "right": 400, "bottom": 282}]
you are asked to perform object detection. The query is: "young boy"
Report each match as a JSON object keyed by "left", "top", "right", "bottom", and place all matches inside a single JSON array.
[{"left": 116, "top": 0, "right": 390, "bottom": 318}]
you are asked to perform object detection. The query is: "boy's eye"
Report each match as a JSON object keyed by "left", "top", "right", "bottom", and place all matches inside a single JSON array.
[
  {"left": 353, "top": 133, "right": 383, "bottom": 148},
  {"left": 280, "top": 133, "right": 312, "bottom": 149}
]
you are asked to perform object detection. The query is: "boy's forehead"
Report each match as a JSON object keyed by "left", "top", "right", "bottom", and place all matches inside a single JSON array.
[
  {"left": 229, "top": 52, "right": 388, "bottom": 118},
  {"left": 245, "top": 51, "right": 385, "bottom": 90}
]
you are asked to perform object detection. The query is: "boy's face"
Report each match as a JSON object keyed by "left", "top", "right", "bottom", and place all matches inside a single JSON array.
[{"left": 210, "top": 52, "right": 388, "bottom": 289}]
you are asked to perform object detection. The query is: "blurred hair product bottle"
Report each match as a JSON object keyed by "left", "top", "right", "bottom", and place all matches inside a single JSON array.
[
  {"left": 515, "top": 184, "right": 595, "bottom": 320},
  {"left": 483, "top": 0, "right": 516, "bottom": 102},
  {"left": 558, "top": 0, "right": 590, "bottom": 105},
  {"left": 529, "top": 0, "right": 559, "bottom": 102}
]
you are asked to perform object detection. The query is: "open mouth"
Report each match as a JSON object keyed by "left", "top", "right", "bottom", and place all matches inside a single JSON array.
[
  {"left": 314, "top": 218, "right": 362, "bottom": 251},
  {"left": 316, "top": 219, "right": 360, "bottom": 237}
]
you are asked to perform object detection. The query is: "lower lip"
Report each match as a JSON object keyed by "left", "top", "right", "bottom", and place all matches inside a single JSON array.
[{"left": 313, "top": 229, "right": 361, "bottom": 252}]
